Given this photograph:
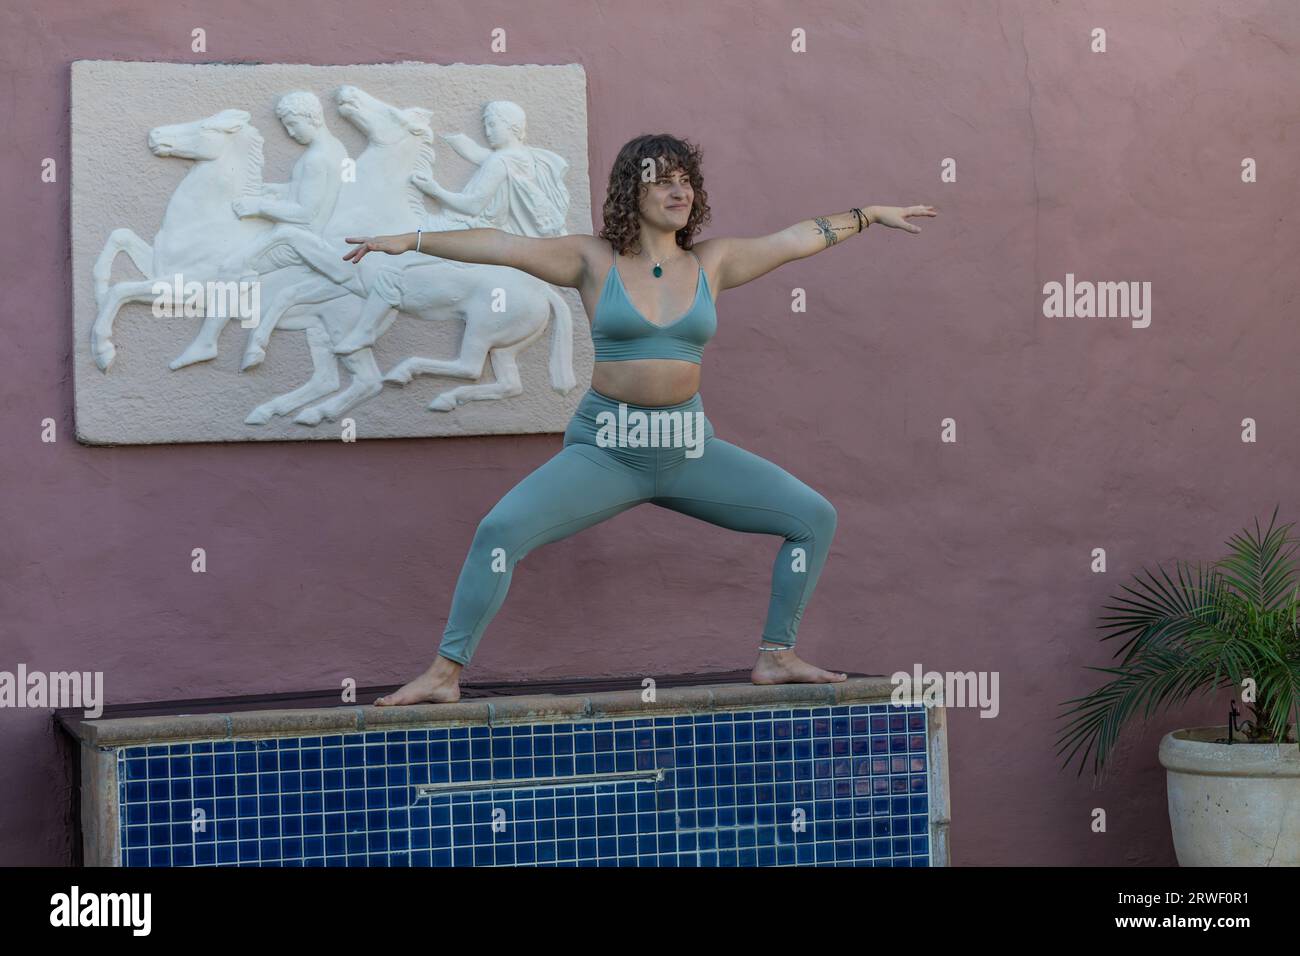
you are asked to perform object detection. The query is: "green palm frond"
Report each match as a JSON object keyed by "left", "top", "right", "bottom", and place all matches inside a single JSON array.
[
  {"left": 1094, "top": 560, "right": 1228, "bottom": 664},
  {"left": 1216, "top": 504, "right": 1299, "bottom": 611},
  {"left": 1056, "top": 644, "right": 1233, "bottom": 783},
  {"left": 1058, "top": 506, "right": 1300, "bottom": 781}
]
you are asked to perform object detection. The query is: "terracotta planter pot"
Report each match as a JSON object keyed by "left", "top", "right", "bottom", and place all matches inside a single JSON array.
[{"left": 1158, "top": 725, "right": 1300, "bottom": 866}]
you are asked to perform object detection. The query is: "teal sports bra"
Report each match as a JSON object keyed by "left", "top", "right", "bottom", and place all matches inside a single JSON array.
[{"left": 591, "top": 245, "right": 717, "bottom": 363}]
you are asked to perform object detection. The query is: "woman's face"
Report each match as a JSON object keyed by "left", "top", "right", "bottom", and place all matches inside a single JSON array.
[{"left": 640, "top": 165, "right": 694, "bottom": 229}]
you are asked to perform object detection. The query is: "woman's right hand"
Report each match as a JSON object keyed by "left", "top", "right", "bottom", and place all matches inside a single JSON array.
[{"left": 342, "top": 234, "right": 411, "bottom": 263}]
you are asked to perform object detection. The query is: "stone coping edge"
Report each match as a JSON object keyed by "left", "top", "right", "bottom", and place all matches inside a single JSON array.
[{"left": 67, "top": 677, "right": 922, "bottom": 749}]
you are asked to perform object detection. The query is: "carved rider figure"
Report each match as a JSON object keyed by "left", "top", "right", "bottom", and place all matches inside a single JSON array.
[
  {"left": 415, "top": 100, "right": 570, "bottom": 238},
  {"left": 231, "top": 91, "right": 352, "bottom": 287}
]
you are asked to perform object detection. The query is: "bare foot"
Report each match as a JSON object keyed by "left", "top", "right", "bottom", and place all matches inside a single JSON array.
[
  {"left": 375, "top": 657, "right": 464, "bottom": 705},
  {"left": 751, "top": 645, "right": 847, "bottom": 685}
]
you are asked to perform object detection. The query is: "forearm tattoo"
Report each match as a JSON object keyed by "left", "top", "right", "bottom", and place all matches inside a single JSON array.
[
  {"left": 812, "top": 215, "right": 858, "bottom": 247},
  {"left": 813, "top": 216, "right": 837, "bottom": 246}
]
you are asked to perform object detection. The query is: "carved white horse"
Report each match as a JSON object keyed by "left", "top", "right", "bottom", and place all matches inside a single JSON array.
[
  {"left": 330, "top": 252, "right": 577, "bottom": 411},
  {"left": 243, "top": 85, "right": 576, "bottom": 419},
  {"left": 89, "top": 109, "right": 306, "bottom": 371}
]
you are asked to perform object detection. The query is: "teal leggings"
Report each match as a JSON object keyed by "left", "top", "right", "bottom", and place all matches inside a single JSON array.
[{"left": 437, "top": 387, "right": 838, "bottom": 665}]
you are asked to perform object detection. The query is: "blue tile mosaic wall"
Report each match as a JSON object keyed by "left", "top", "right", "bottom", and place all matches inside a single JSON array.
[{"left": 117, "top": 702, "right": 933, "bottom": 866}]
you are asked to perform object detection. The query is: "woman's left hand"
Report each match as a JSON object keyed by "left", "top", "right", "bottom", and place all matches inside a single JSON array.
[{"left": 869, "top": 205, "right": 938, "bottom": 234}]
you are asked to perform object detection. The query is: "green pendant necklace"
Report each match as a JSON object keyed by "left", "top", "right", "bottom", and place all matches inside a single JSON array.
[
  {"left": 652, "top": 253, "right": 682, "bottom": 277},
  {"left": 646, "top": 248, "right": 685, "bottom": 277}
]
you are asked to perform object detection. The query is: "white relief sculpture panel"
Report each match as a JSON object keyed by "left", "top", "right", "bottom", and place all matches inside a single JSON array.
[{"left": 71, "top": 61, "right": 592, "bottom": 444}]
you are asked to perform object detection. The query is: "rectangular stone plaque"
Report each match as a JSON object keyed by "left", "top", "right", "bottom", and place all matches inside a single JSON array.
[{"left": 72, "top": 60, "right": 592, "bottom": 444}]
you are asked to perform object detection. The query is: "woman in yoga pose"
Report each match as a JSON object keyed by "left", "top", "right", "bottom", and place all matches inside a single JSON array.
[{"left": 347, "top": 134, "right": 936, "bottom": 705}]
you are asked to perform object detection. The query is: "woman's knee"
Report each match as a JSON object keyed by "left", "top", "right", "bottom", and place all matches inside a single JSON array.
[
  {"left": 472, "top": 506, "right": 524, "bottom": 556},
  {"left": 801, "top": 490, "right": 837, "bottom": 543}
]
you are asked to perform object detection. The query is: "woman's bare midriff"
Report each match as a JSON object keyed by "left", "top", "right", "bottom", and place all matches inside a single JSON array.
[{"left": 590, "top": 359, "right": 701, "bottom": 406}]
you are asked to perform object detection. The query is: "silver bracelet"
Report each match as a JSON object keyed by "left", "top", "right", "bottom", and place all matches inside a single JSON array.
[
  {"left": 758, "top": 643, "right": 794, "bottom": 652},
  {"left": 415, "top": 228, "right": 423, "bottom": 253}
]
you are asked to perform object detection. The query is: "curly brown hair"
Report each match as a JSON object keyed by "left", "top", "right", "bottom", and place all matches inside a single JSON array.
[{"left": 598, "top": 134, "right": 712, "bottom": 256}]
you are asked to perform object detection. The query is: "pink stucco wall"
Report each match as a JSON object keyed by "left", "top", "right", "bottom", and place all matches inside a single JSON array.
[{"left": 2, "top": 0, "right": 1297, "bottom": 865}]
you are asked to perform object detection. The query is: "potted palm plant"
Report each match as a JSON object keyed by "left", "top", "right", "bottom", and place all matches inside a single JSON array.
[{"left": 1057, "top": 505, "right": 1300, "bottom": 866}]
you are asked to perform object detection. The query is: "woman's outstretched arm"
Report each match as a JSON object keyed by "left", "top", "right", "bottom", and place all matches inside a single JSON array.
[
  {"left": 705, "top": 204, "right": 938, "bottom": 292},
  {"left": 341, "top": 228, "right": 590, "bottom": 289}
]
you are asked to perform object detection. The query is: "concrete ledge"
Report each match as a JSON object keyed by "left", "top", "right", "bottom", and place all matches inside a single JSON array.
[
  {"left": 62, "top": 676, "right": 905, "bottom": 749},
  {"left": 80, "top": 742, "right": 119, "bottom": 867},
  {"left": 363, "top": 700, "right": 495, "bottom": 731},
  {"left": 488, "top": 693, "right": 592, "bottom": 725}
]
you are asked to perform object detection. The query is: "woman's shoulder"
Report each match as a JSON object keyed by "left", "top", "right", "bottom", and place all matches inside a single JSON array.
[{"left": 689, "top": 236, "right": 725, "bottom": 273}]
